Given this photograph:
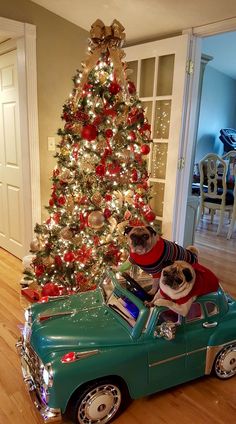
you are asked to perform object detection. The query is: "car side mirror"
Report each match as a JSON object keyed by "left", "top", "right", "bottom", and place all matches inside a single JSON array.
[{"left": 155, "top": 321, "right": 177, "bottom": 341}]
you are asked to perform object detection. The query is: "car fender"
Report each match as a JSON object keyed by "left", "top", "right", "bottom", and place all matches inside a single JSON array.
[{"left": 48, "top": 342, "right": 150, "bottom": 412}]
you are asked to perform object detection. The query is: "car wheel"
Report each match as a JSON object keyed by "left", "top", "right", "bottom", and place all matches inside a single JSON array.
[
  {"left": 72, "top": 379, "right": 127, "bottom": 424},
  {"left": 214, "top": 343, "right": 236, "bottom": 379}
]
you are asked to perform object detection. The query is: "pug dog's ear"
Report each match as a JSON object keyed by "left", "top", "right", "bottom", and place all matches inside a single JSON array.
[
  {"left": 146, "top": 226, "right": 157, "bottom": 236},
  {"left": 182, "top": 267, "right": 193, "bottom": 282},
  {"left": 124, "top": 226, "right": 133, "bottom": 236}
]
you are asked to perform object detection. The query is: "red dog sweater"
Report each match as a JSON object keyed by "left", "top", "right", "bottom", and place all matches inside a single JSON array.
[
  {"left": 129, "top": 237, "right": 198, "bottom": 278},
  {"left": 159, "top": 263, "right": 219, "bottom": 304}
]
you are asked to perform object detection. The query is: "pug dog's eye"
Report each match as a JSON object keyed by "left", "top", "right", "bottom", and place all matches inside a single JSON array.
[
  {"left": 143, "top": 234, "right": 149, "bottom": 240},
  {"left": 163, "top": 271, "right": 168, "bottom": 277}
]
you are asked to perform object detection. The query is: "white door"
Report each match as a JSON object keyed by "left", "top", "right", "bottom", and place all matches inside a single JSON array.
[
  {"left": 125, "top": 35, "right": 190, "bottom": 241},
  {"left": 0, "top": 49, "right": 24, "bottom": 258}
]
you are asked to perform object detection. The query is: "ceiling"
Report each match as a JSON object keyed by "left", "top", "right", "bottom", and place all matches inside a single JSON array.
[
  {"left": 30, "top": 0, "right": 236, "bottom": 44},
  {"left": 29, "top": 0, "right": 236, "bottom": 79}
]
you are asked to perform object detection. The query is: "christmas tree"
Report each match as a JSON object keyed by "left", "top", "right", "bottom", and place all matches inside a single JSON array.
[{"left": 24, "top": 19, "right": 156, "bottom": 295}]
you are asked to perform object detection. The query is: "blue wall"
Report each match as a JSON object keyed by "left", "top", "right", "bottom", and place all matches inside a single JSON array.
[{"left": 195, "top": 65, "right": 236, "bottom": 163}]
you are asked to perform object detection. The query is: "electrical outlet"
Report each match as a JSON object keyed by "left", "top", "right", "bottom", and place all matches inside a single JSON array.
[{"left": 48, "top": 137, "right": 56, "bottom": 151}]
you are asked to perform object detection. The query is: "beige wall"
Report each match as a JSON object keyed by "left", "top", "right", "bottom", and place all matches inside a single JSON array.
[{"left": 0, "top": 0, "right": 88, "bottom": 220}]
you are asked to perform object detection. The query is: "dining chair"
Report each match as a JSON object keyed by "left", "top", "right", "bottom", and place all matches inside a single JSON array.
[
  {"left": 222, "top": 151, "right": 236, "bottom": 239},
  {"left": 197, "top": 153, "right": 234, "bottom": 235}
]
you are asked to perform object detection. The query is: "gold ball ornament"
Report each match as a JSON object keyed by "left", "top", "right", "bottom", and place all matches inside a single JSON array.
[
  {"left": 124, "top": 190, "right": 134, "bottom": 205},
  {"left": 66, "top": 195, "right": 75, "bottom": 213},
  {"left": 88, "top": 211, "right": 105, "bottom": 229},
  {"left": 60, "top": 169, "right": 73, "bottom": 183},
  {"left": 72, "top": 123, "right": 82, "bottom": 134},
  {"left": 80, "top": 158, "right": 95, "bottom": 173},
  {"left": 117, "top": 220, "right": 129, "bottom": 234},
  {"left": 113, "top": 133, "right": 125, "bottom": 148},
  {"left": 30, "top": 238, "right": 42, "bottom": 252},
  {"left": 119, "top": 149, "right": 130, "bottom": 162},
  {"left": 73, "top": 234, "right": 83, "bottom": 245},
  {"left": 61, "top": 147, "right": 70, "bottom": 156},
  {"left": 86, "top": 175, "right": 97, "bottom": 187},
  {"left": 42, "top": 255, "right": 55, "bottom": 266},
  {"left": 91, "top": 192, "right": 102, "bottom": 206},
  {"left": 60, "top": 227, "right": 73, "bottom": 240},
  {"left": 99, "top": 72, "right": 109, "bottom": 84}
]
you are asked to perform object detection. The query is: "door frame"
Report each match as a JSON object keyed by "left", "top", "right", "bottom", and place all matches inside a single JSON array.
[
  {"left": 0, "top": 17, "right": 40, "bottom": 257},
  {"left": 174, "top": 17, "right": 236, "bottom": 245}
]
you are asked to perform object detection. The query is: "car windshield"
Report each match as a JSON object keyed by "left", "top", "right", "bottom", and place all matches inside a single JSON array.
[
  {"left": 100, "top": 276, "right": 140, "bottom": 327},
  {"left": 107, "top": 293, "right": 139, "bottom": 327}
]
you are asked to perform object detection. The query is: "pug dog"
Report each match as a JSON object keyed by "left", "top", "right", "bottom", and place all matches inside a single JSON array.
[
  {"left": 118, "top": 225, "right": 198, "bottom": 295},
  {"left": 147, "top": 260, "right": 219, "bottom": 316}
]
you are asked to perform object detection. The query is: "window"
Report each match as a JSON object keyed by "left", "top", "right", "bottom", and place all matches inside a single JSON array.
[
  {"left": 186, "top": 302, "right": 203, "bottom": 322},
  {"left": 205, "top": 301, "right": 218, "bottom": 316},
  {"left": 157, "top": 310, "right": 179, "bottom": 326}
]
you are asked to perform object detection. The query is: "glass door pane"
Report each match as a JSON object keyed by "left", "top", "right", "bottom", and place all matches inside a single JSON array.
[
  {"left": 140, "top": 58, "right": 155, "bottom": 97},
  {"left": 156, "top": 54, "right": 175, "bottom": 96}
]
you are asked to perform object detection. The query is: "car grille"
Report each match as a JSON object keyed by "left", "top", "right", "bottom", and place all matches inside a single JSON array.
[{"left": 23, "top": 341, "right": 48, "bottom": 403}]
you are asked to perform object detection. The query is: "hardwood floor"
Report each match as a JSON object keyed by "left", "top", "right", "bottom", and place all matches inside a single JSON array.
[{"left": 0, "top": 224, "right": 236, "bottom": 424}]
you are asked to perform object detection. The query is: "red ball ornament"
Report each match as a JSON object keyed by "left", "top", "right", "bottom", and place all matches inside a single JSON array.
[
  {"left": 109, "top": 82, "right": 121, "bottom": 95},
  {"left": 62, "top": 112, "right": 71, "bottom": 122},
  {"left": 75, "top": 111, "right": 89, "bottom": 122},
  {"left": 93, "top": 115, "right": 102, "bottom": 126},
  {"left": 129, "top": 131, "right": 136, "bottom": 141},
  {"left": 53, "top": 213, "right": 61, "bottom": 224},
  {"left": 104, "top": 208, "right": 112, "bottom": 219},
  {"left": 64, "top": 251, "right": 75, "bottom": 262},
  {"left": 145, "top": 210, "right": 156, "bottom": 222},
  {"left": 104, "top": 107, "right": 117, "bottom": 119},
  {"left": 95, "top": 164, "right": 106, "bottom": 177},
  {"left": 57, "top": 196, "right": 66, "bottom": 206},
  {"left": 41, "top": 282, "right": 60, "bottom": 297},
  {"left": 54, "top": 255, "right": 63, "bottom": 267},
  {"left": 131, "top": 169, "right": 138, "bottom": 182},
  {"left": 105, "top": 194, "right": 112, "bottom": 202},
  {"left": 108, "top": 163, "right": 121, "bottom": 175},
  {"left": 140, "top": 144, "right": 150, "bottom": 155},
  {"left": 105, "top": 129, "right": 113, "bottom": 139},
  {"left": 83, "top": 83, "right": 93, "bottom": 91},
  {"left": 35, "top": 264, "right": 45, "bottom": 277},
  {"left": 81, "top": 124, "right": 97, "bottom": 141},
  {"left": 128, "top": 81, "right": 136, "bottom": 95}
]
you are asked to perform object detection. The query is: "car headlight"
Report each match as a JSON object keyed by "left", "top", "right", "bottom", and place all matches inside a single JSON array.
[
  {"left": 24, "top": 307, "right": 32, "bottom": 323},
  {"left": 42, "top": 364, "right": 53, "bottom": 387}
]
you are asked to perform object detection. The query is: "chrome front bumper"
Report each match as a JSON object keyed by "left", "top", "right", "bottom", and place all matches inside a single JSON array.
[{"left": 16, "top": 339, "right": 62, "bottom": 423}]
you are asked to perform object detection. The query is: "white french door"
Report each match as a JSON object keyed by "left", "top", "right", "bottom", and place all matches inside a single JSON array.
[
  {"left": 125, "top": 35, "right": 190, "bottom": 241},
  {"left": 0, "top": 49, "right": 24, "bottom": 258}
]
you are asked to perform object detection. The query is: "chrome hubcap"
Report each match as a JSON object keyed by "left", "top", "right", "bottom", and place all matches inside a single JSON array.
[
  {"left": 215, "top": 345, "right": 236, "bottom": 378},
  {"left": 78, "top": 384, "right": 121, "bottom": 423}
]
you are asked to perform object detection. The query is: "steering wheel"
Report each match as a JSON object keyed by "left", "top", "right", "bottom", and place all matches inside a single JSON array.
[{"left": 121, "top": 272, "right": 153, "bottom": 302}]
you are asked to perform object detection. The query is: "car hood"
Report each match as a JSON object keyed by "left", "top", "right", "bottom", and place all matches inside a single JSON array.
[{"left": 29, "top": 289, "right": 135, "bottom": 362}]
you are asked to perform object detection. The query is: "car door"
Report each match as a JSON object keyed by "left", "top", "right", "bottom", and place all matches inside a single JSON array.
[
  {"left": 184, "top": 296, "right": 220, "bottom": 379},
  {"left": 148, "top": 309, "right": 187, "bottom": 392}
]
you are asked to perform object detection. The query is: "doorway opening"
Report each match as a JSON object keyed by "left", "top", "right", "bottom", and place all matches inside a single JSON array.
[{"left": 191, "top": 31, "right": 236, "bottom": 249}]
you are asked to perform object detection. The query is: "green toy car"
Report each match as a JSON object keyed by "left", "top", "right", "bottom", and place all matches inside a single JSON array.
[{"left": 16, "top": 271, "right": 236, "bottom": 424}]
